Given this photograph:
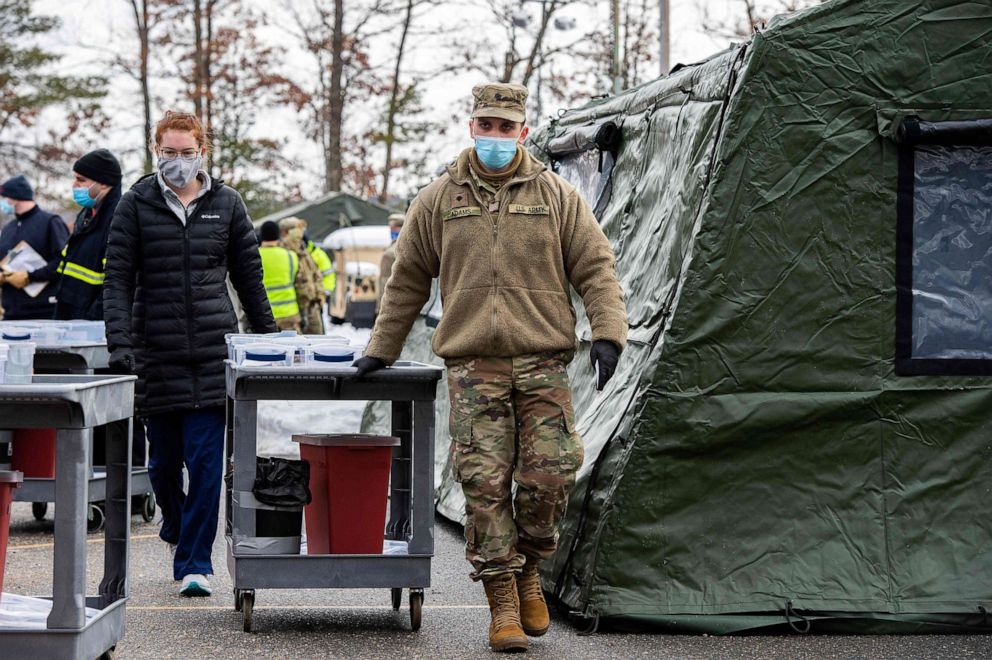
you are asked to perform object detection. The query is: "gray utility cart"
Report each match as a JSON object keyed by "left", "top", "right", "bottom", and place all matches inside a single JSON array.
[
  {"left": 225, "top": 360, "right": 444, "bottom": 633},
  {"left": 0, "top": 374, "right": 136, "bottom": 659},
  {"left": 14, "top": 342, "right": 155, "bottom": 530}
]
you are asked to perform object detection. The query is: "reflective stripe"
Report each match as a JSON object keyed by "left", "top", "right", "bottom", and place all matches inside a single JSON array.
[
  {"left": 61, "top": 262, "right": 105, "bottom": 286},
  {"left": 269, "top": 299, "right": 297, "bottom": 306}
]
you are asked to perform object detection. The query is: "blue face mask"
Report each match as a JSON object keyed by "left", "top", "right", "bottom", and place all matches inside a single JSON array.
[
  {"left": 474, "top": 136, "right": 519, "bottom": 171},
  {"left": 0, "top": 199, "right": 12, "bottom": 215},
  {"left": 73, "top": 186, "right": 96, "bottom": 209},
  {"left": 390, "top": 230, "right": 401, "bottom": 242}
]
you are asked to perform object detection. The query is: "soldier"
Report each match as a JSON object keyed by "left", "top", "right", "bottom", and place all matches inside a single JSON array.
[
  {"left": 354, "top": 82, "right": 627, "bottom": 652},
  {"left": 376, "top": 213, "right": 404, "bottom": 316},
  {"left": 258, "top": 220, "right": 302, "bottom": 332},
  {"left": 304, "top": 230, "right": 335, "bottom": 305},
  {"left": 279, "top": 216, "right": 325, "bottom": 335}
]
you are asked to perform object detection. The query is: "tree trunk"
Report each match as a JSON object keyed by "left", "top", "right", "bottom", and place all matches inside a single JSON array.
[
  {"left": 380, "top": 0, "right": 414, "bottom": 203},
  {"left": 327, "top": 0, "right": 345, "bottom": 192},
  {"left": 192, "top": 0, "right": 204, "bottom": 121},
  {"left": 204, "top": 0, "right": 215, "bottom": 170},
  {"left": 129, "top": 0, "right": 154, "bottom": 173}
]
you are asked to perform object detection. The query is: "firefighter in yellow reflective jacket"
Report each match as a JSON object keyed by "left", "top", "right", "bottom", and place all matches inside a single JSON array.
[
  {"left": 56, "top": 149, "right": 123, "bottom": 320},
  {"left": 258, "top": 220, "right": 301, "bottom": 331}
]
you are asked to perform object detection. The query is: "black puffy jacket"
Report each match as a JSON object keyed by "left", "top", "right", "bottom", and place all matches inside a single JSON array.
[{"left": 103, "top": 174, "right": 276, "bottom": 416}]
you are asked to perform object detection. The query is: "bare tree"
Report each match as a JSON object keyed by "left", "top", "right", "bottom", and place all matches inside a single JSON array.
[
  {"left": 700, "top": 0, "right": 827, "bottom": 40},
  {"left": 281, "top": 0, "right": 393, "bottom": 193},
  {"left": 123, "top": 0, "right": 183, "bottom": 173}
]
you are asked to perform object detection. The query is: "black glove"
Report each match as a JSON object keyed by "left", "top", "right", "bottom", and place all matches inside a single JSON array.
[
  {"left": 590, "top": 340, "right": 619, "bottom": 391},
  {"left": 108, "top": 348, "right": 136, "bottom": 375},
  {"left": 353, "top": 356, "right": 386, "bottom": 379}
]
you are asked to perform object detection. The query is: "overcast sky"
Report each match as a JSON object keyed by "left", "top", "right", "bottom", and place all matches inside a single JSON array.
[{"left": 28, "top": 0, "right": 758, "bottom": 202}]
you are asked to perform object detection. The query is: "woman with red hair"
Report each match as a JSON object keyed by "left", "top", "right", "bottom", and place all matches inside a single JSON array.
[{"left": 104, "top": 111, "right": 276, "bottom": 596}]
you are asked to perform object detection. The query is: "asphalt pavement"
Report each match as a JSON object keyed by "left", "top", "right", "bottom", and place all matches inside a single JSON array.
[{"left": 4, "top": 502, "right": 992, "bottom": 659}]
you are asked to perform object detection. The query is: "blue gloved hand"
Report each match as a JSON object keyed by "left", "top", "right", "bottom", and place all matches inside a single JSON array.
[{"left": 590, "top": 340, "right": 619, "bottom": 391}]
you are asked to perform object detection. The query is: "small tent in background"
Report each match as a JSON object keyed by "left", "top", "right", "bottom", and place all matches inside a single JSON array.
[
  {"left": 366, "top": 0, "right": 992, "bottom": 633},
  {"left": 254, "top": 191, "right": 393, "bottom": 240}
]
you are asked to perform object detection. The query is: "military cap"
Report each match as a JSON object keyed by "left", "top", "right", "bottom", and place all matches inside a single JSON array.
[
  {"left": 471, "top": 82, "right": 528, "bottom": 123},
  {"left": 278, "top": 216, "right": 306, "bottom": 230}
]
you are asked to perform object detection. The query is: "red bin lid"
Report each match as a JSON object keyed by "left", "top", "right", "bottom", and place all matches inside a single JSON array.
[
  {"left": 292, "top": 434, "right": 400, "bottom": 447},
  {"left": 0, "top": 470, "right": 24, "bottom": 484}
]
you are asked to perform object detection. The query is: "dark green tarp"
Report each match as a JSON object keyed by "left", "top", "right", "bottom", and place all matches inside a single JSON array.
[{"left": 366, "top": 0, "right": 992, "bottom": 632}]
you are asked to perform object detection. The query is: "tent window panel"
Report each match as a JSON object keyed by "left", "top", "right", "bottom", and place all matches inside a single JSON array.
[
  {"left": 912, "top": 146, "right": 992, "bottom": 360},
  {"left": 896, "top": 125, "right": 992, "bottom": 375},
  {"left": 555, "top": 150, "right": 616, "bottom": 218}
]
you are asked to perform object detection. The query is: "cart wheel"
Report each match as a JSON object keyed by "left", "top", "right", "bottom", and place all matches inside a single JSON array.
[
  {"left": 31, "top": 502, "right": 47, "bottom": 521},
  {"left": 391, "top": 587, "right": 403, "bottom": 611},
  {"left": 87, "top": 504, "right": 105, "bottom": 533},
  {"left": 234, "top": 588, "right": 243, "bottom": 612},
  {"left": 242, "top": 590, "right": 255, "bottom": 632},
  {"left": 141, "top": 493, "right": 156, "bottom": 522},
  {"left": 409, "top": 589, "right": 423, "bottom": 631}
]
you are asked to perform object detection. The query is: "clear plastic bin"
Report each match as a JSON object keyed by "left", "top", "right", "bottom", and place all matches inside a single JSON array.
[
  {"left": 4, "top": 342, "right": 34, "bottom": 384},
  {"left": 0, "top": 344, "right": 7, "bottom": 385},
  {"left": 308, "top": 344, "right": 357, "bottom": 366},
  {"left": 239, "top": 344, "right": 293, "bottom": 367}
]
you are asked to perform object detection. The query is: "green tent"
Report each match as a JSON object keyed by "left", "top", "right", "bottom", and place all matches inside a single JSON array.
[{"left": 366, "top": 0, "right": 992, "bottom": 632}]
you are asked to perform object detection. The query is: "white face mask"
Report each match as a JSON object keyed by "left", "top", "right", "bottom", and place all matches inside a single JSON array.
[{"left": 159, "top": 154, "right": 202, "bottom": 188}]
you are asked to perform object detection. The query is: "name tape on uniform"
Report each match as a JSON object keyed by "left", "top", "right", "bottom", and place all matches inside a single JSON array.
[
  {"left": 442, "top": 206, "right": 482, "bottom": 220},
  {"left": 509, "top": 204, "right": 549, "bottom": 215}
]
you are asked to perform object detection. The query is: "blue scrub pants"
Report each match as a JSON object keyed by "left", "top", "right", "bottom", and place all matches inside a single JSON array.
[{"left": 145, "top": 406, "right": 226, "bottom": 580}]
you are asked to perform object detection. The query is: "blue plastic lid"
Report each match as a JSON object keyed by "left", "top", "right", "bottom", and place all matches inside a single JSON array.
[
  {"left": 314, "top": 353, "right": 354, "bottom": 363},
  {"left": 245, "top": 352, "right": 287, "bottom": 362},
  {"left": 2, "top": 332, "right": 30, "bottom": 341}
]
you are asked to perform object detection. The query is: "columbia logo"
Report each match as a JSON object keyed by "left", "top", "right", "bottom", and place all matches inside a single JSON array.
[{"left": 201, "top": 214, "right": 221, "bottom": 219}]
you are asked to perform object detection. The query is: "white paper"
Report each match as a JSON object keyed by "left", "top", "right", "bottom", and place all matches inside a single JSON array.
[{"left": 0, "top": 240, "right": 48, "bottom": 298}]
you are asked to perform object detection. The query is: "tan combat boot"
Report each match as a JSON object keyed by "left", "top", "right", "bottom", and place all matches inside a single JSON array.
[
  {"left": 482, "top": 573, "right": 529, "bottom": 652},
  {"left": 517, "top": 558, "right": 550, "bottom": 637}
]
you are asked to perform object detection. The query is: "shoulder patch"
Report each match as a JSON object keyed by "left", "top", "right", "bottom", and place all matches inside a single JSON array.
[{"left": 442, "top": 206, "right": 482, "bottom": 221}]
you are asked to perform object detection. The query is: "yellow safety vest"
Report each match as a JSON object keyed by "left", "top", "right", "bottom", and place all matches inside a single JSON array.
[
  {"left": 307, "top": 240, "right": 336, "bottom": 292},
  {"left": 259, "top": 245, "right": 300, "bottom": 319},
  {"left": 57, "top": 244, "right": 106, "bottom": 286}
]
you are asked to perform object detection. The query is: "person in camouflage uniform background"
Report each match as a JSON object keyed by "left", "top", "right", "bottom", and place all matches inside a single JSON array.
[
  {"left": 354, "top": 81, "right": 627, "bottom": 652},
  {"left": 279, "top": 216, "right": 325, "bottom": 335}
]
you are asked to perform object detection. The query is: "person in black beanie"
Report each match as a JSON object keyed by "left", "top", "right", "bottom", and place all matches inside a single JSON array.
[
  {"left": 0, "top": 174, "right": 69, "bottom": 320},
  {"left": 55, "top": 148, "right": 124, "bottom": 320}
]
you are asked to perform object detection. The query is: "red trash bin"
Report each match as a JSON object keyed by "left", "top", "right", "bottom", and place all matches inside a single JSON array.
[
  {"left": 293, "top": 434, "right": 399, "bottom": 554},
  {"left": 0, "top": 470, "right": 23, "bottom": 600},
  {"left": 11, "top": 429, "right": 57, "bottom": 479}
]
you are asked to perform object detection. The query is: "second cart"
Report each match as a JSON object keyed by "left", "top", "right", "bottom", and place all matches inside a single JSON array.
[{"left": 225, "top": 360, "right": 444, "bottom": 632}]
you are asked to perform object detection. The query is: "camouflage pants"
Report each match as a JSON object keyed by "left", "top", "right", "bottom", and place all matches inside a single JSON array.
[
  {"left": 302, "top": 301, "right": 325, "bottom": 335},
  {"left": 275, "top": 314, "right": 301, "bottom": 332},
  {"left": 446, "top": 352, "right": 584, "bottom": 581}
]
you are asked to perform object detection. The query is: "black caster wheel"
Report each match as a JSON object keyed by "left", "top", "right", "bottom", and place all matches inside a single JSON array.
[
  {"left": 141, "top": 493, "right": 156, "bottom": 522},
  {"left": 409, "top": 589, "right": 423, "bottom": 631},
  {"left": 391, "top": 587, "right": 403, "bottom": 611},
  {"left": 242, "top": 590, "right": 255, "bottom": 632},
  {"left": 234, "top": 588, "right": 243, "bottom": 612},
  {"left": 32, "top": 502, "right": 47, "bottom": 521},
  {"left": 87, "top": 504, "right": 105, "bottom": 533},
  {"left": 98, "top": 645, "right": 116, "bottom": 660}
]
